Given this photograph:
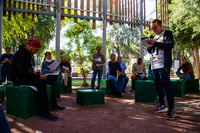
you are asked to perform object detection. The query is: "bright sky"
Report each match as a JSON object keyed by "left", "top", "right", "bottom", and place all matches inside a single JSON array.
[{"left": 49, "top": 0, "right": 156, "bottom": 49}]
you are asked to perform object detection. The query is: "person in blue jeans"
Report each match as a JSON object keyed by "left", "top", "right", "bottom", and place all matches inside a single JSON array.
[
  {"left": 117, "top": 56, "right": 129, "bottom": 92},
  {"left": 0, "top": 105, "right": 11, "bottom": 133},
  {"left": 90, "top": 46, "right": 105, "bottom": 90},
  {"left": 147, "top": 19, "right": 175, "bottom": 120},
  {"left": 176, "top": 57, "right": 194, "bottom": 79},
  {"left": 0, "top": 47, "right": 13, "bottom": 84},
  {"left": 107, "top": 54, "right": 126, "bottom": 97}
]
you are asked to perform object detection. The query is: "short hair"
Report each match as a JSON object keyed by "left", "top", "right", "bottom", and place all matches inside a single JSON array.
[
  {"left": 5, "top": 47, "right": 11, "bottom": 50},
  {"left": 138, "top": 57, "right": 142, "bottom": 61},
  {"left": 151, "top": 19, "right": 162, "bottom": 26},
  {"left": 110, "top": 53, "right": 116, "bottom": 58},
  {"left": 117, "top": 56, "right": 122, "bottom": 59},
  {"left": 61, "top": 55, "right": 65, "bottom": 59},
  {"left": 45, "top": 51, "right": 51, "bottom": 58},
  {"left": 96, "top": 46, "right": 101, "bottom": 50}
]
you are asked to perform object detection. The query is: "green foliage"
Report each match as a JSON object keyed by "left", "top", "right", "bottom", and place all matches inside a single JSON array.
[
  {"left": 3, "top": 13, "right": 56, "bottom": 55},
  {"left": 107, "top": 24, "right": 139, "bottom": 58},
  {"left": 65, "top": 19, "right": 102, "bottom": 66}
]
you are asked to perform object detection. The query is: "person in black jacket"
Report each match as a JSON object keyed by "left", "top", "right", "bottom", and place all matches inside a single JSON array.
[
  {"left": 9, "top": 39, "right": 64, "bottom": 121},
  {"left": 147, "top": 19, "right": 175, "bottom": 120},
  {"left": 107, "top": 54, "right": 126, "bottom": 97}
]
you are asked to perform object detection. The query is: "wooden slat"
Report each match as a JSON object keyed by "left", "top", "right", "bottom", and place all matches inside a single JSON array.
[
  {"left": 115, "top": 0, "right": 118, "bottom": 20},
  {"left": 28, "top": 0, "right": 31, "bottom": 15},
  {"left": 68, "top": 0, "right": 71, "bottom": 15},
  {"left": 80, "top": 0, "right": 84, "bottom": 17},
  {"left": 54, "top": 0, "right": 56, "bottom": 18},
  {"left": 74, "top": 0, "right": 78, "bottom": 23},
  {"left": 133, "top": 0, "right": 135, "bottom": 27},
  {"left": 119, "top": 0, "right": 121, "bottom": 24},
  {"left": 8, "top": 0, "right": 11, "bottom": 20},
  {"left": 122, "top": 0, "right": 124, "bottom": 21},
  {"left": 131, "top": 0, "right": 133, "bottom": 29},
  {"left": 93, "top": 0, "right": 96, "bottom": 29},
  {"left": 128, "top": 0, "right": 130, "bottom": 25},
  {"left": 144, "top": 0, "right": 145, "bottom": 28},
  {"left": 125, "top": 0, "right": 127, "bottom": 21},
  {"left": 109, "top": 0, "right": 113, "bottom": 25},
  {"left": 32, "top": 0, "right": 35, "bottom": 21},
  {"left": 160, "top": 0, "right": 162, "bottom": 23},
  {"left": 41, "top": 0, "right": 44, "bottom": 11},
  {"left": 156, "top": 0, "right": 157, "bottom": 19},
  {"left": 37, "top": 0, "right": 40, "bottom": 16},
  {"left": 136, "top": 0, "right": 138, "bottom": 22},
  {"left": 99, "top": 0, "right": 101, "bottom": 17},
  {"left": 23, "top": 0, "right": 26, "bottom": 19},
  {"left": 13, "top": 0, "right": 17, "bottom": 15},
  {"left": 87, "top": 0, "right": 90, "bottom": 16},
  {"left": 47, "top": 0, "right": 51, "bottom": 12},
  {"left": 61, "top": 0, "right": 64, "bottom": 20},
  {"left": 167, "top": 0, "right": 169, "bottom": 25}
]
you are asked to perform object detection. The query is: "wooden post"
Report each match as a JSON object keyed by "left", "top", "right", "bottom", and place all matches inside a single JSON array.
[
  {"left": 68, "top": 0, "right": 71, "bottom": 16},
  {"left": 109, "top": 0, "right": 113, "bottom": 25},
  {"left": 80, "top": 0, "right": 84, "bottom": 18},
  {"left": 74, "top": 0, "right": 78, "bottom": 23},
  {"left": 99, "top": 0, "right": 101, "bottom": 17},
  {"left": 93, "top": 0, "right": 96, "bottom": 29},
  {"left": 87, "top": 0, "right": 90, "bottom": 16},
  {"left": 61, "top": 0, "right": 64, "bottom": 20},
  {"left": 13, "top": 0, "right": 16, "bottom": 15},
  {"left": 32, "top": 0, "right": 35, "bottom": 21},
  {"left": 8, "top": 0, "right": 11, "bottom": 20}
]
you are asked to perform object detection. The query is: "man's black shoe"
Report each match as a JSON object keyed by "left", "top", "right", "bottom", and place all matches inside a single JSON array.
[
  {"left": 40, "top": 113, "right": 58, "bottom": 121},
  {"left": 51, "top": 105, "right": 65, "bottom": 111}
]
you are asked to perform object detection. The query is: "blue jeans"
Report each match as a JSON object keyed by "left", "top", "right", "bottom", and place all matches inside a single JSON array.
[
  {"left": 108, "top": 75, "right": 126, "bottom": 93},
  {"left": 0, "top": 105, "right": 11, "bottom": 133},
  {"left": 151, "top": 68, "right": 174, "bottom": 111},
  {"left": 176, "top": 71, "right": 191, "bottom": 79},
  {"left": 0, "top": 67, "right": 9, "bottom": 85},
  {"left": 90, "top": 69, "right": 103, "bottom": 89}
]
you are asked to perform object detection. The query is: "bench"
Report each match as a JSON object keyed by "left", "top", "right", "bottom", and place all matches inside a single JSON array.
[
  {"left": 6, "top": 85, "right": 51, "bottom": 119},
  {"left": 76, "top": 89, "right": 104, "bottom": 106}
]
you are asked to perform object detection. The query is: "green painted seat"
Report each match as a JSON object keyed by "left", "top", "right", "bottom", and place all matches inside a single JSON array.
[
  {"left": 6, "top": 85, "right": 51, "bottom": 119},
  {"left": 76, "top": 89, "right": 104, "bottom": 106},
  {"left": 100, "top": 79, "right": 115, "bottom": 95}
]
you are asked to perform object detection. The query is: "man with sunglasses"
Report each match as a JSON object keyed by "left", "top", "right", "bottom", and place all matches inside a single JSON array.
[
  {"left": 147, "top": 19, "right": 175, "bottom": 120},
  {"left": 90, "top": 46, "right": 105, "bottom": 90}
]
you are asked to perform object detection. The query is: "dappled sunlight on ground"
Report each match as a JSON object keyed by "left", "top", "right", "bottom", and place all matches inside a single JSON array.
[{"left": 1, "top": 88, "right": 200, "bottom": 133}]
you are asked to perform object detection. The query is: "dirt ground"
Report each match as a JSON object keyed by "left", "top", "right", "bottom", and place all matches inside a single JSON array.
[{"left": 2, "top": 88, "right": 200, "bottom": 133}]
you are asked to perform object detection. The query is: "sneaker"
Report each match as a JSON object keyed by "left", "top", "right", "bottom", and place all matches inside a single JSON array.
[
  {"left": 166, "top": 109, "right": 175, "bottom": 120},
  {"left": 51, "top": 105, "right": 65, "bottom": 111},
  {"left": 40, "top": 113, "right": 58, "bottom": 121},
  {"left": 153, "top": 105, "right": 168, "bottom": 113}
]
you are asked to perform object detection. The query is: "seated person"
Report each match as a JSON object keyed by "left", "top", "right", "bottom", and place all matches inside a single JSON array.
[
  {"left": 59, "top": 55, "right": 71, "bottom": 90},
  {"left": 176, "top": 57, "right": 194, "bottom": 79},
  {"left": 117, "top": 56, "right": 129, "bottom": 91},
  {"left": 131, "top": 58, "right": 147, "bottom": 91},
  {"left": 41, "top": 52, "right": 65, "bottom": 110},
  {"left": 9, "top": 39, "right": 64, "bottom": 121},
  {"left": 107, "top": 54, "right": 126, "bottom": 97}
]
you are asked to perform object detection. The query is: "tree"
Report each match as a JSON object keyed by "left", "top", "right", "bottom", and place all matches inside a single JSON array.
[
  {"left": 65, "top": 19, "right": 102, "bottom": 86},
  {"left": 3, "top": 14, "right": 56, "bottom": 56},
  {"left": 169, "top": 0, "right": 200, "bottom": 78},
  {"left": 107, "top": 24, "right": 139, "bottom": 58}
]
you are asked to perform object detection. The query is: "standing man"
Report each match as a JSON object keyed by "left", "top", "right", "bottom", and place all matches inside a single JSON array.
[
  {"left": 147, "top": 19, "right": 175, "bottom": 120},
  {"left": 9, "top": 39, "right": 63, "bottom": 121},
  {"left": 176, "top": 57, "right": 194, "bottom": 79},
  {"left": 0, "top": 47, "right": 13, "bottom": 84},
  {"left": 90, "top": 46, "right": 105, "bottom": 90}
]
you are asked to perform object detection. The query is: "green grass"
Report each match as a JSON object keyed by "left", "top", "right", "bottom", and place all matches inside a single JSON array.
[{"left": 72, "top": 79, "right": 131, "bottom": 88}]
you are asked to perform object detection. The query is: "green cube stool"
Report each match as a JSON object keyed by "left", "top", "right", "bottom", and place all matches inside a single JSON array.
[
  {"left": 100, "top": 79, "right": 115, "bottom": 95},
  {"left": 76, "top": 89, "right": 104, "bottom": 106},
  {"left": 135, "top": 80, "right": 158, "bottom": 103},
  {"left": 185, "top": 79, "right": 200, "bottom": 93},
  {"left": 0, "top": 84, "right": 6, "bottom": 101},
  {"left": 6, "top": 85, "right": 51, "bottom": 119},
  {"left": 171, "top": 80, "right": 186, "bottom": 97}
]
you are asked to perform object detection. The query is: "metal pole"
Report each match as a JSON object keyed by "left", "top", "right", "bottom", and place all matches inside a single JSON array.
[
  {"left": 0, "top": 0, "right": 3, "bottom": 55},
  {"left": 55, "top": 0, "right": 61, "bottom": 62},
  {"left": 102, "top": 0, "right": 107, "bottom": 79},
  {"left": 139, "top": 0, "right": 143, "bottom": 58}
]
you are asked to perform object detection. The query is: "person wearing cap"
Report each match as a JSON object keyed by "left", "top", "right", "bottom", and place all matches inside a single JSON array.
[
  {"left": 0, "top": 47, "right": 13, "bottom": 84},
  {"left": 9, "top": 39, "right": 64, "bottom": 121}
]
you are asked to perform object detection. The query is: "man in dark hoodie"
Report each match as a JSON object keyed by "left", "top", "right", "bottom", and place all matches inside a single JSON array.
[{"left": 9, "top": 39, "right": 64, "bottom": 121}]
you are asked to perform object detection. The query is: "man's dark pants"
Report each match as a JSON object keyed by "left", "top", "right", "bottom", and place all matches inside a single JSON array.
[
  {"left": 14, "top": 76, "right": 58, "bottom": 114},
  {"left": 151, "top": 67, "right": 174, "bottom": 111}
]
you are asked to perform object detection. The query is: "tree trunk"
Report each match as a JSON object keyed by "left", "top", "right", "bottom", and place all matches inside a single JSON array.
[
  {"left": 194, "top": 41, "right": 200, "bottom": 79},
  {"left": 81, "top": 67, "right": 88, "bottom": 86},
  {"left": 191, "top": 48, "right": 196, "bottom": 67}
]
